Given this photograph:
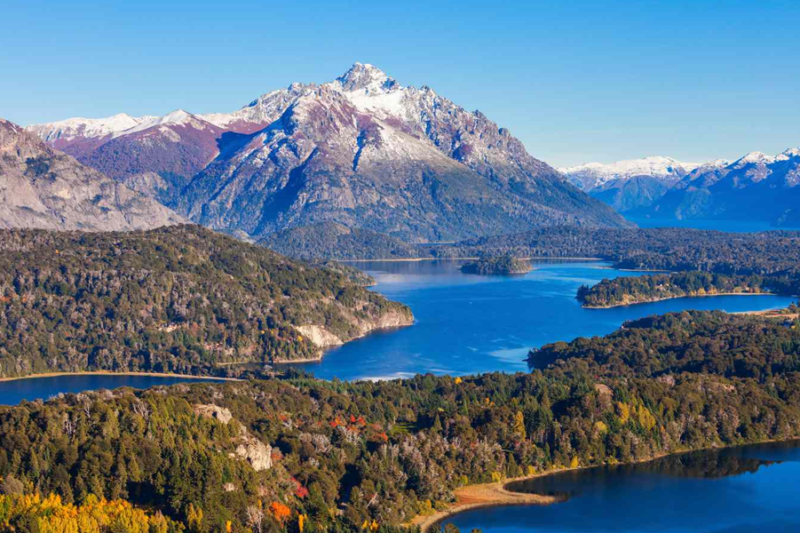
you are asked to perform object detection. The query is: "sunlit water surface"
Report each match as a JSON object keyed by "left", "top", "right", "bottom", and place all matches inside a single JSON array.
[
  {"left": 0, "top": 260, "right": 793, "bottom": 402},
  {"left": 443, "top": 440, "right": 800, "bottom": 533}
]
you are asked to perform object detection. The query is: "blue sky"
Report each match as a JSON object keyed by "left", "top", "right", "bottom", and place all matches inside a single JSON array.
[{"left": 2, "top": 0, "right": 798, "bottom": 166}]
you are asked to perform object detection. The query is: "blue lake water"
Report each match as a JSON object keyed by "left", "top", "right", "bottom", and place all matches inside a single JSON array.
[
  {"left": 0, "top": 260, "right": 794, "bottom": 403},
  {"left": 0, "top": 374, "right": 224, "bottom": 406},
  {"left": 443, "top": 439, "right": 800, "bottom": 533},
  {"left": 291, "top": 260, "right": 795, "bottom": 381}
]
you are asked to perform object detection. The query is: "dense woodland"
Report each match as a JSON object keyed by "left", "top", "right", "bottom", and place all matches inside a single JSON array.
[
  {"left": 577, "top": 272, "right": 779, "bottom": 308},
  {"left": 260, "top": 224, "right": 419, "bottom": 261},
  {"left": 459, "top": 256, "right": 531, "bottom": 276},
  {"left": 261, "top": 225, "right": 800, "bottom": 276},
  {"left": 2, "top": 311, "right": 800, "bottom": 532},
  {"left": 261, "top": 225, "right": 800, "bottom": 303},
  {"left": 435, "top": 227, "right": 800, "bottom": 274},
  {"left": 528, "top": 310, "right": 800, "bottom": 379},
  {"left": 0, "top": 226, "right": 411, "bottom": 378}
]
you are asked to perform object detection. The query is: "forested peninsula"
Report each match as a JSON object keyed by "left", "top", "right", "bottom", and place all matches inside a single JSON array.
[
  {"left": 0, "top": 225, "right": 412, "bottom": 379},
  {"left": 577, "top": 272, "right": 785, "bottom": 308},
  {"left": 2, "top": 310, "right": 800, "bottom": 532}
]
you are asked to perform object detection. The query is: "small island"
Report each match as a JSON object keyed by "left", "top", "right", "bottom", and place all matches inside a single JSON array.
[{"left": 460, "top": 255, "right": 532, "bottom": 275}]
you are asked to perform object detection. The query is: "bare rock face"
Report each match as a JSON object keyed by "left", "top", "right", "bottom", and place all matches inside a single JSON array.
[
  {"left": 193, "top": 404, "right": 233, "bottom": 425},
  {"left": 194, "top": 402, "right": 273, "bottom": 471},
  {"left": 235, "top": 437, "right": 273, "bottom": 472},
  {"left": 294, "top": 325, "right": 344, "bottom": 349},
  {"left": 0, "top": 118, "right": 184, "bottom": 231},
  {"left": 29, "top": 64, "right": 630, "bottom": 242}
]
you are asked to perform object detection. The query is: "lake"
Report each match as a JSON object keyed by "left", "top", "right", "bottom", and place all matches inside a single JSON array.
[
  {"left": 289, "top": 260, "right": 795, "bottom": 380},
  {"left": 0, "top": 374, "right": 226, "bottom": 406},
  {"left": 443, "top": 439, "right": 800, "bottom": 533},
  {"left": 0, "top": 260, "right": 794, "bottom": 403}
]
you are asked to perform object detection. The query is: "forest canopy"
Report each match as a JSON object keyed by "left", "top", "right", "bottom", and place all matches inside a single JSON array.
[{"left": 0, "top": 225, "right": 411, "bottom": 378}]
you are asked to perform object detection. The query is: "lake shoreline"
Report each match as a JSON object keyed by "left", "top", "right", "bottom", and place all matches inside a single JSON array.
[
  {"left": 582, "top": 291, "right": 777, "bottom": 309},
  {"left": 416, "top": 436, "right": 800, "bottom": 531},
  {"left": 0, "top": 370, "right": 241, "bottom": 384},
  {"left": 343, "top": 256, "right": 604, "bottom": 263}
]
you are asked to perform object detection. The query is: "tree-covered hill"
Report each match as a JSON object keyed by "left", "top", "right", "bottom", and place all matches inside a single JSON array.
[
  {"left": 2, "top": 311, "right": 800, "bottom": 531},
  {"left": 528, "top": 310, "right": 800, "bottom": 380},
  {"left": 0, "top": 225, "right": 412, "bottom": 378},
  {"left": 576, "top": 272, "right": 782, "bottom": 308}
]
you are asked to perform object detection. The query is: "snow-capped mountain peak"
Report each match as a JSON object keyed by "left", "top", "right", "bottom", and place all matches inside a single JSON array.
[
  {"left": 776, "top": 147, "right": 800, "bottom": 161},
  {"left": 334, "top": 62, "right": 399, "bottom": 94},
  {"left": 736, "top": 151, "right": 775, "bottom": 165},
  {"left": 27, "top": 113, "right": 153, "bottom": 142},
  {"left": 108, "top": 109, "right": 213, "bottom": 139},
  {"left": 559, "top": 156, "right": 701, "bottom": 190}
]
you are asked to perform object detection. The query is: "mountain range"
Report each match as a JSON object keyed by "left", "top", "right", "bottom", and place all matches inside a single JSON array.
[
  {"left": 562, "top": 152, "right": 800, "bottom": 226},
  {"left": 0, "top": 118, "right": 183, "bottom": 231},
  {"left": 27, "top": 63, "right": 630, "bottom": 241},
  {"left": 647, "top": 149, "right": 800, "bottom": 226}
]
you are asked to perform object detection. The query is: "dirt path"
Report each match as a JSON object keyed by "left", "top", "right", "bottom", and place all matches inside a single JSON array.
[{"left": 410, "top": 477, "right": 560, "bottom": 532}]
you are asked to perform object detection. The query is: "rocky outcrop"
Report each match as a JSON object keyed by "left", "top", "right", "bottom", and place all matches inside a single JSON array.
[
  {"left": 0, "top": 118, "right": 184, "bottom": 231},
  {"left": 294, "top": 325, "right": 344, "bottom": 349},
  {"left": 194, "top": 403, "right": 272, "bottom": 471},
  {"left": 193, "top": 404, "right": 233, "bottom": 425},
  {"left": 290, "top": 306, "right": 414, "bottom": 359},
  {"left": 235, "top": 437, "right": 273, "bottom": 472}
]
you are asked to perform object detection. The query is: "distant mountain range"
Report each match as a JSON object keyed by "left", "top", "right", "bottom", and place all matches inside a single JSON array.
[
  {"left": 560, "top": 156, "right": 702, "bottom": 191},
  {"left": 562, "top": 151, "right": 800, "bottom": 227},
  {"left": 647, "top": 149, "right": 800, "bottom": 226},
  {"left": 0, "top": 118, "right": 183, "bottom": 231},
  {"left": 28, "top": 63, "right": 630, "bottom": 241}
]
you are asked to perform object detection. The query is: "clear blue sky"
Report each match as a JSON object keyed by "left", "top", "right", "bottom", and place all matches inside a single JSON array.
[{"left": 2, "top": 0, "right": 798, "bottom": 166}]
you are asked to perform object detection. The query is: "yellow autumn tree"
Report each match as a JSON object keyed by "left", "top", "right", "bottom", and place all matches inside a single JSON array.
[
  {"left": 0, "top": 493, "right": 183, "bottom": 533},
  {"left": 513, "top": 411, "right": 526, "bottom": 439}
]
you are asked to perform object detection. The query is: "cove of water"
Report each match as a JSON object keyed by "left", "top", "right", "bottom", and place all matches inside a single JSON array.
[
  {"left": 290, "top": 260, "right": 794, "bottom": 381},
  {"left": 0, "top": 260, "right": 793, "bottom": 403},
  {"left": 0, "top": 374, "right": 225, "bottom": 406},
  {"left": 443, "top": 439, "right": 800, "bottom": 533}
]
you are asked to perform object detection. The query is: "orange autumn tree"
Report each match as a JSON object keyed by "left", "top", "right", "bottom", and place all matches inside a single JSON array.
[{"left": 268, "top": 501, "right": 291, "bottom": 523}]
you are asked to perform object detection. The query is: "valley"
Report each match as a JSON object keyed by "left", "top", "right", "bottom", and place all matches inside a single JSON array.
[{"left": 2, "top": 6, "right": 799, "bottom": 529}]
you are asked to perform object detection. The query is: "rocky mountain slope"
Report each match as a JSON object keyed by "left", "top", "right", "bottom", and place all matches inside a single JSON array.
[
  {"left": 30, "top": 63, "right": 630, "bottom": 241},
  {"left": 644, "top": 149, "right": 800, "bottom": 225},
  {"left": 0, "top": 118, "right": 183, "bottom": 231}
]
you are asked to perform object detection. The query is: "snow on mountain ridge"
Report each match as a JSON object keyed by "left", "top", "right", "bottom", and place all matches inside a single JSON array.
[
  {"left": 559, "top": 156, "right": 701, "bottom": 191},
  {"left": 28, "top": 113, "right": 155, "bottom": 142},
  {"left": 111, "top": 109, "right": 211, "bottom": 138}
]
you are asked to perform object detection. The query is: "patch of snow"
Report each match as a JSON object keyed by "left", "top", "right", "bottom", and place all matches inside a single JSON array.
[
  {"left": 735, "top": 151, "right": 775, "bottom": 165},
  {"left": 560, "top": 156, "right": 702, "bottom": 189},
  {"left": 28, "top": 113, "right": 154, "bottom": 141},
  {"left": 346, "top": 89, "right": 408, "bottom": 118},
  {"left": 114, "top": 109, "right": 202, "bottom": 138},
  {"left": 776, "top": 147, "right": 800, "bottom": 161}
]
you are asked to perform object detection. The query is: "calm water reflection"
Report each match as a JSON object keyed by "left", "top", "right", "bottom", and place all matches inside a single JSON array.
[
  {"left": 444, "top": 440, "right": 800, "bottom": 533},
  {"left": 290, "top": 260, "right": 794, "bottom": 381},
  {"left": 0, "top": 260, "right": 794, "bottom": 403}
]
